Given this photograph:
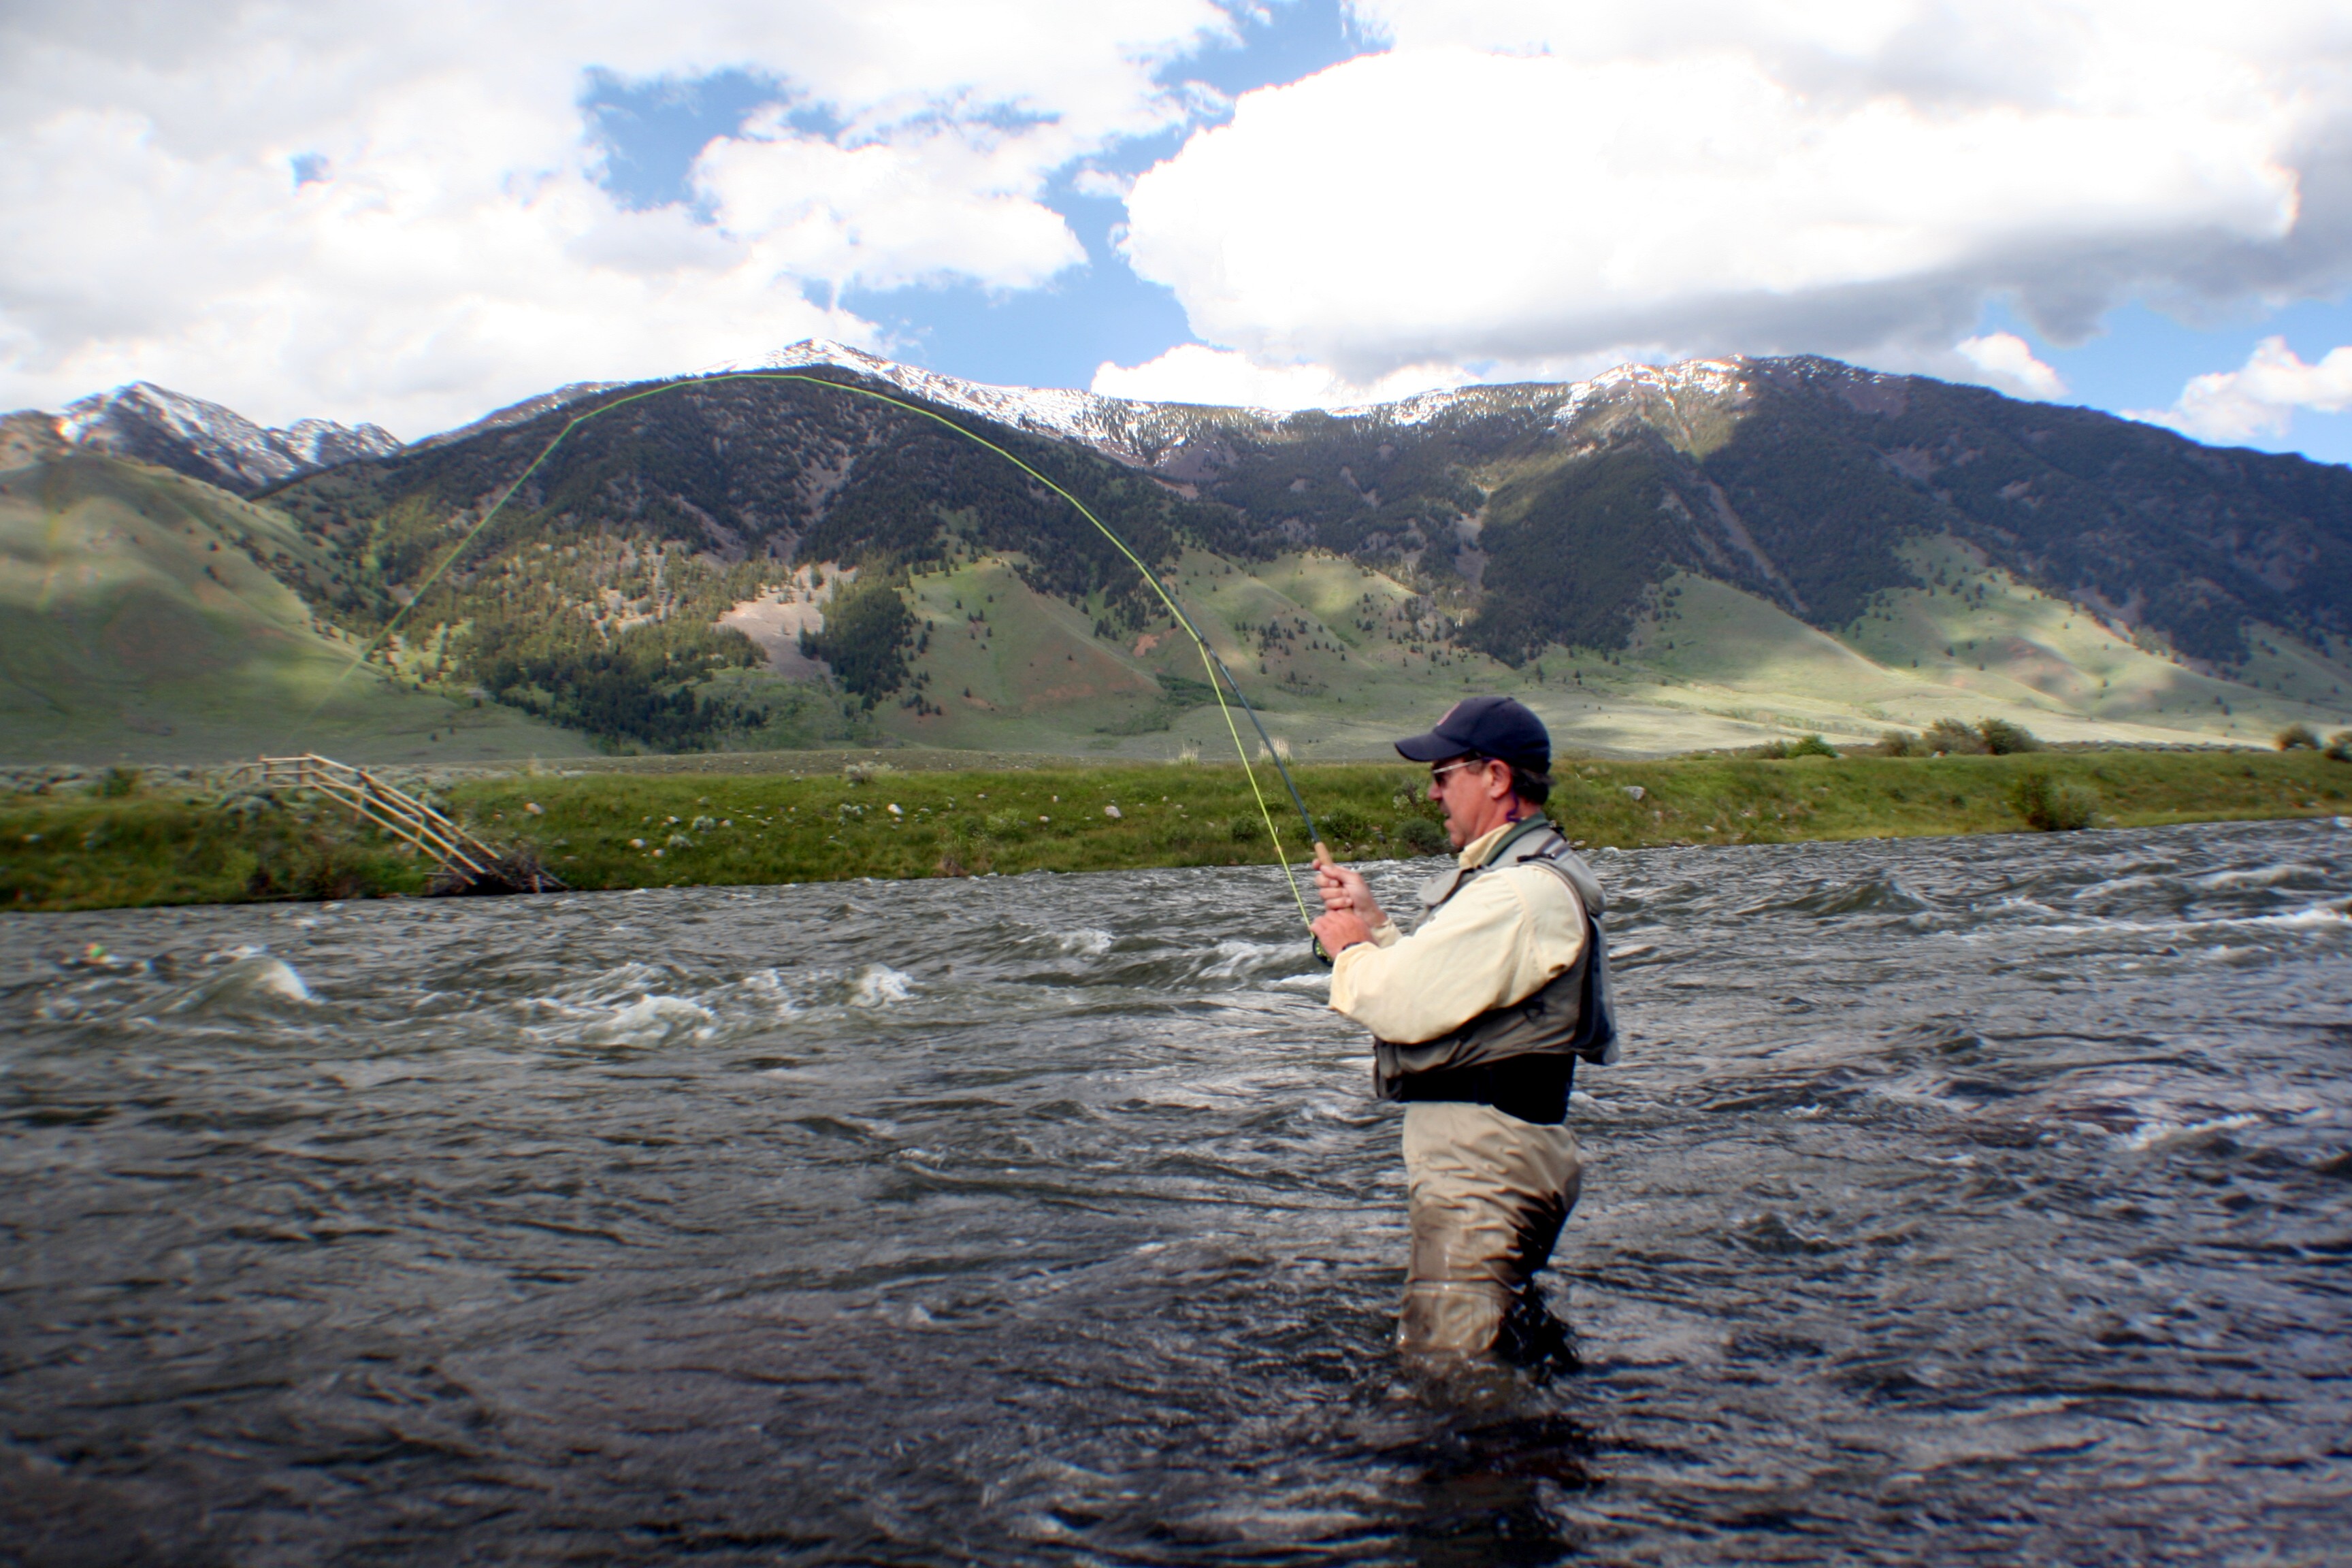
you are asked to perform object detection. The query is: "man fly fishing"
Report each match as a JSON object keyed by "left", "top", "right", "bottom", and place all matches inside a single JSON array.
[
  {"left": 343, "top": 363, "right": 1610, "bottom": 1369},
  {"left": 1309, "top": 696, "right": 1617, "bottom": 1367}
]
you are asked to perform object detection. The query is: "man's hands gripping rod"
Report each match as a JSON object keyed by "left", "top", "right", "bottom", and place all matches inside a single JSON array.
[{"left": 1309, "top": 842, "right": 1391, "bottom": 960}]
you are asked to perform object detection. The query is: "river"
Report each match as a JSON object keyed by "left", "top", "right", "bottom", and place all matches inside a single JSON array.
[{"left": 2, "top": 819, "right": 2347, "bottom": 1565}]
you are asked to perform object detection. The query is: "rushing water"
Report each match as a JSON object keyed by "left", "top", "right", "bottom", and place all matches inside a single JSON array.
[{"left": 1, "top": 819, "right": 2347, "bottom": 1566}]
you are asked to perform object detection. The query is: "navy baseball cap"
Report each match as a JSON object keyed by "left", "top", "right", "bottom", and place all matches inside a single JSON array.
[{"left": 1394, "top": 696, "right": 1551, "bottom": 768}]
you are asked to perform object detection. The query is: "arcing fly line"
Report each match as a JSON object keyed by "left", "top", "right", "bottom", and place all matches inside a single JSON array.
[{"left": 312, "top": 371, "right": 1326, "bottom": 932}]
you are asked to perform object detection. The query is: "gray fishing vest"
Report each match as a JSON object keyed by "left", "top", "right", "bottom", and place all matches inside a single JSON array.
[{"left": 1371, "top": 816, "right": 1620, "bottom": 1102}]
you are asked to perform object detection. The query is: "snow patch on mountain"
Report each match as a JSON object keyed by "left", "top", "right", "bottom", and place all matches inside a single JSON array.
[
  {"left": 746, "top": 340, "right": 1761, "bottom": 463},
  {"left": 29, "top": 346, "right": 1770, "bottom": 502},
  {"left": 56, "top": 382, "right": 401, "bottom": 495},
  {"left": 1546, "top": 359, "right": 1752, "bottom": 428},
  {"left": 745, "top": 341, "right": 1271, "bottom": 470}
]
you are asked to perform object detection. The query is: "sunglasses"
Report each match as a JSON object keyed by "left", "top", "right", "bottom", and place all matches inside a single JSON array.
[{"left": 1428, "top": 757, "right": 1488, "bottom": 785}]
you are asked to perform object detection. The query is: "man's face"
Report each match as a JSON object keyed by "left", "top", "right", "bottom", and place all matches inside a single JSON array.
[{"left": 1426, "top": 755, "right": 1507, "bottom": 847}]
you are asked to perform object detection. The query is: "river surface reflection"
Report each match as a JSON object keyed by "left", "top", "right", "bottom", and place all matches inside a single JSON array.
[{"left": 2, "top": 819, "right": 2347, "bottom": 1564}]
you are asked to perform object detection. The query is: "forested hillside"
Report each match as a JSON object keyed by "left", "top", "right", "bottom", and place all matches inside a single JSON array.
[
  {"left": 263, "top": 370, "right": 1268, "bottom": 748},
  {"left": 1162, "top": 358, "right": 2352, "bottom": 676},
  {"left": 255, "top": 353, "right": 2352, "bottom": 753},
  {"left": 14, "top": 347, "right": 2349, "bottom": 762}
]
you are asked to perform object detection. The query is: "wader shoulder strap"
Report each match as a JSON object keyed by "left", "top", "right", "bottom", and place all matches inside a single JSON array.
[
  {"left": 1408, "top": 816, "right": 1621, "bottom": 1067},
  {"left": 1416, "top": 815, "right": 1583, "bottom": 913},
  {"left": 1509, "top": 823, "right": 1620, "bottom": 1068}
]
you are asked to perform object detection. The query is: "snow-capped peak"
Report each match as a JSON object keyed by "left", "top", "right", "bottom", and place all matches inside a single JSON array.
[
  {"left": 1546, "top": 357, "right": 1754, "bottom": 428},
  {"left": 741, "top": 340, "right": 1763, "bottom": 461},
  {"left": 58, "top": 381, "right": 401, "bottom": 495},
  {"left": 745, "top": 340, "right": 1224, "bottom": 466}
]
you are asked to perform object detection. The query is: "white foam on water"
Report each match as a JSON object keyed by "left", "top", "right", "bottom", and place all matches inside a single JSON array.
[
  {"left": 582, "top": 994, "right": 715, "bottom": 1047},
  {"left": 2193, "top": 864, "right": 2317, "bottom": 894},
  {"left": 1051, "top": 928, "right": 1114, "bottom": 957},
  {"left": 1968, "top": 900, "right": 2349, "bottom": 941},
  {"left": 555, "top": 962, "right": 672, "bottom": 1009},
  {"left": 1200, "top": 939, "right": 1296, "bottom": 978},
  {"left": 2118, "top": 1113, "right": 2262, "bottom": 1152},
  {"left": 240, "top": 958, "right": 312, "bottom": 1004},
  {"left": 735, "top": 968, "right": 804, "bottom": 1022},
  {"left": 1984, "top": 896, "right": 2062, "bottom": 919},
  {"left": 2244, "top": 904, "right": 2350, "bottom": 930},
  {"left": 522, "top": 968, "right": 811, "bottom": 1045},
  {"left": 850, "top": 964, "right": 915, "bottom": 1007},
  {"left": 165, "top": 953, "right": 315, "bottom": 1013},
  {"left": 2069, "top": 874, "right": 2171, "bottom": 902}
]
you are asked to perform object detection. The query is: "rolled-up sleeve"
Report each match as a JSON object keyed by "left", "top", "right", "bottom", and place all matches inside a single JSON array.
[{"left": 1327, "top": 866, "right": 1584, "bottom": 1043}]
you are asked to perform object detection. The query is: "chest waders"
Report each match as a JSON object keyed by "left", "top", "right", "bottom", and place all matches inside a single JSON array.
[
  {"left": 1371, "top": 815, "right": 1619, "bottom": 1124},
  {"left": 1379, "top": 815, "right": 1618, "bottom": 1365}
]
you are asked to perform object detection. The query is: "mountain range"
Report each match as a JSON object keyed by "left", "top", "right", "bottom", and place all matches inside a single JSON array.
[
  {"left": 26, "top": 382, "right": 402, "bottom": 495},
  {"left": 5, "top": 344, "right": 2349, "bottom": 766}
]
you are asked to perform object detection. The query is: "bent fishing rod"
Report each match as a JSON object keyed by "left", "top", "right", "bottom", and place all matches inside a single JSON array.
[{"left": 310, "top": 369, "right": 1333, "bottom": 950}]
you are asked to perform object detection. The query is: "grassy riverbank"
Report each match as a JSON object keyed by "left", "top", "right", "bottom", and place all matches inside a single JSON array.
[{"left": 3, "top": 751, "right": 2344, "bottom": 913}]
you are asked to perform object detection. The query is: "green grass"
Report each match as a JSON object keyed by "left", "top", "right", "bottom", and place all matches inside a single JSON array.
[
  {"left": 6, "top": 750, "right": 2345, "bottom": 912},
  {"left": 873, "top": 549, "right": 2352, "bottom": 765},
  {"left": 0, "top": 790, "right": 437, "bottom": 911},
  {"left": 0, "top": 454, "right": 593, "bottom": 765}
]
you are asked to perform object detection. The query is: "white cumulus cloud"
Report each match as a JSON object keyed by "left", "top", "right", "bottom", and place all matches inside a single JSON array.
[
  {"left": 0, "top": 0, "right": 1235, "bottom": 436},
  {"left": 1120, "top": 1, "right": 2350, "bottom": 385},
  {"left": 2129, "top": 336, "right": 2352, "bottom": 444},
  {"left": 1090, "top": 344, "right": 1474, "bottom": 408},
  {"left": 696, "top": 107, "right": 1087, "bottom": 295},
  {"left": 1953, "top": 333, "right": 2068, "bottom": 400}
]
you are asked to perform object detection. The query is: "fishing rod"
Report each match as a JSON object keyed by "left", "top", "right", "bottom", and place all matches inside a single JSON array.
[{"left": 314, "top": 368, "right": 1332, "bottom": 948}]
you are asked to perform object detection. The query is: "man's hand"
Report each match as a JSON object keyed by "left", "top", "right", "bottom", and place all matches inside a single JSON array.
[
  {"left": 1311, "top": 841, "right": 1386, "bottom": 955},
  {"left": 1311, "top": 908, "right": 1375, "bottom": 956},
  {"left": 1313, "top": 840, "right": 1386, "bottom": 924}
]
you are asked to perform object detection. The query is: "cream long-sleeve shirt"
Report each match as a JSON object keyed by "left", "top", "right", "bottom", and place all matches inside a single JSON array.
[{"left": 1327, "top": 820, "right": 1587, "bottom": 1045}]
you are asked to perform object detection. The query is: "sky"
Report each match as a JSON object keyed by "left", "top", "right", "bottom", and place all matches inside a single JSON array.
[{"left": 5, "top": 0, "right": 2352, "bottom": 463}]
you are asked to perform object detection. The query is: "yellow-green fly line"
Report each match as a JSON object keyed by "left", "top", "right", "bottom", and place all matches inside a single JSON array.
[{"left": 318, "top": 370, "right": 1324, "bottom": 930}]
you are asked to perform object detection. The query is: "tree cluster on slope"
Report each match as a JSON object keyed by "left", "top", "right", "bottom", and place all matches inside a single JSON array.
[{"left": 261, "top": 371, "right": 1267, "bottom": 745}]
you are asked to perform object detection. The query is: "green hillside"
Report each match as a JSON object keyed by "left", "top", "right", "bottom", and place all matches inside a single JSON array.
[
  {"left": 0, "top": 453, "right": 593, "bottom": 764},
  {"left": 861, "top": 549, "right": 2352, "bottom": 760}
]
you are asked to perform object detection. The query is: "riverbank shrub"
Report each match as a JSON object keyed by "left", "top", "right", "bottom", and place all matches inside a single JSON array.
[
  {"left": 1317, "top": 804, "right": 1374, "bottom": 849},
  {"left": 2012, "top": 771, "right": 2098, "bottom": 831},
  {"left": 2277, "top": 723, "right": 2321, "bottom": 751},
  {"left": 2330, "top": 731, "right": 2352, "bottom": 762},
  {"left": 1757, "top": 734, "right": 1839, "bottom": 759},
  {"left": 1925, "top": 719, "right": 1988, "bottom": 755},
  {"left": 245, "top": 837, "right": 386, "bottom": 900},
  {"left": 1886, "top": 717, "right": 2041, "bottom": 757},
  {"left": 1396, "top": 816, "right": 1450, "bottom": 854},
  {"left": 1977, "top": 718, "right": 2042, "bottom": 754}
]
